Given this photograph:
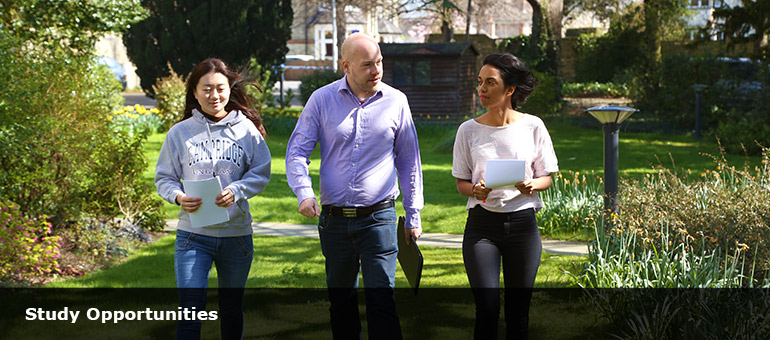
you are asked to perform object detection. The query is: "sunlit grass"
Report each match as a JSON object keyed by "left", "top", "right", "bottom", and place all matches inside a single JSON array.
[{"left": 48, "top": 233, "right": 585, "bottom": 288}]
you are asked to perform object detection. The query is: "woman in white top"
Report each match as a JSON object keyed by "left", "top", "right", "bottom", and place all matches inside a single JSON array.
[{"left": 452, "top": 53, "right": 559, "bottom": 340}]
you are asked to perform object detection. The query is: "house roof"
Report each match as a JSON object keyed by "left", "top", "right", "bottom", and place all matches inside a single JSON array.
[
  {"left": 380, "top": 42, "right": 479, "bottom": 57},
  {"left": 307, "top": 9, "right": 365, "bottom": 27}
]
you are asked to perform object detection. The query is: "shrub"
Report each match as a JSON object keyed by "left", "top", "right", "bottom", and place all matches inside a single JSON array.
[
  {"left": 714, "top": 118, "right": 770, "bottom": 155},
  {"left": 562, "top": 82, "right": 630, "bottom": 98},
  {"left": 519, "top": 70, "right": 561, "bottom": 117},
  {"left": 276, "top": 88, "right": 296, "bottom": 108},
  {"left": 299, "top": 70, "right": 342, "bottom": 105},
  {"left": 497, "top": 34, "right": 559, "bottom": 75},
  {"left": 0, "top": 201, "right": 61, "bottom": 285},
  {"left": 152, "top": 66, "right": 186, "bottom": 131},
  {"left": 0, "top": 33, "right": 164, "bottom": 233},
  {"left": 248, "top": 58, "right": 277, "bottom": 109},
  {"left": 575, "top": 146, "right": 770, "bottom": 288}
]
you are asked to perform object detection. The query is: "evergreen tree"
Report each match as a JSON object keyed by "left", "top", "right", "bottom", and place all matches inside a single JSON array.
[{"left": 123, "top": 0, "right": 292, "bottom": 95}]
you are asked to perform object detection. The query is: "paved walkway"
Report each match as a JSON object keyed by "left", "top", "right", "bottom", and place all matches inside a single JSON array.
[{"left": 165, "top": 220, "right": 588, "bottom": 256}]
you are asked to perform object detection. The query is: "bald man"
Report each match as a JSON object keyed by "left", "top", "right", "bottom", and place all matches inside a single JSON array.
[{"left": 286, "top": 32, "right": 423, "bottom": 339}]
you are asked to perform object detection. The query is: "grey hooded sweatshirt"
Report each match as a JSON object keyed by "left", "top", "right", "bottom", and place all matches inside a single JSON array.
[{"left": 155, "top": 109, "right": 271, "bottom": 237}]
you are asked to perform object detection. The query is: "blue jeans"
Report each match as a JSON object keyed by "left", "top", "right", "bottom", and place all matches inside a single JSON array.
[
  {"left": 318, "top": 207, "right": 402, "bottom": 340},
  {"left": 174, "top": 230, "right": 253, "bottom": 340}
]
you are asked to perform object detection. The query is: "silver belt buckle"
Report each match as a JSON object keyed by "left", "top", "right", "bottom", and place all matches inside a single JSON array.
[{"left": 342, "top": 208, "right": 357, "bottom": 218}]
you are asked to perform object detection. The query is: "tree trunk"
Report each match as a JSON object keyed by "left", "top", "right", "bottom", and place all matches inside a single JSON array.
[
  {"left": 441, "top": 19, "right": 454, "bottom": 42},
  {"left": 527, "top": 0, "right": 543, "bottom": 53},
  {"left": 526, "top": 0, "right": 562, "bottom": 73},
  {"left": 642, "top": 0, "right": 663, "bottom": 100}
]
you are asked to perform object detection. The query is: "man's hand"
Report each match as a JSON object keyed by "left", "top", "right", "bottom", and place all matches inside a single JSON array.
[
  {"left": 299, "top": 198, "right": 320, "bottom": 218},
  {"left": 177, "top": 193, "right": 202, "bottom": 213},
  {"left": 405, "top": 226, "right": 422, "bottom": 245}
]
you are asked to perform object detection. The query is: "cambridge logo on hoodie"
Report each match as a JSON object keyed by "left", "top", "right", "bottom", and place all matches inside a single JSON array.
[{"left": 187, "top": 138, "right": 245, "bottom": 171}]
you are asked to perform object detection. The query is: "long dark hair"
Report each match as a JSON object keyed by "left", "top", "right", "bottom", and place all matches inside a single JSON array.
[
  {"left": 481, "top": 53, "right": 538, "bottom": 110},
  {"left": 183, "top": 58, "right": 266, "bottom": 137}
]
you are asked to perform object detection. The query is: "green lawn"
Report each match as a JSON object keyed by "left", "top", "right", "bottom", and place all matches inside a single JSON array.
[{"left": 48, "top": 232, "right": 584, "bottom": 288}]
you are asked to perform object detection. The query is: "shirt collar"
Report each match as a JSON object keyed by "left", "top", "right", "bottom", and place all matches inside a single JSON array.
[{"left": 337, "top": 74, "right": 384, "bottom": 104}]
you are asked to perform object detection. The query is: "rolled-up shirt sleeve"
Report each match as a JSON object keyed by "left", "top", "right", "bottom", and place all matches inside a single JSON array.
[
  {"left": 394, "top": 101, "right": 424, "bottom": 229},
  {"left": 286, "top": 95, "right": 321, "bottom": 205}
]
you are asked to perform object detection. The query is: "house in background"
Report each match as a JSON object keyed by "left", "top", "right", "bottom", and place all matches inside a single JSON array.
[
  {"left": 683, "top": 0, "right": 742, "bottom": 40},
  {"left": 380, "top": 42, "right": 479, "bottom": 121},
  {"left": 288, "top": 1, "right": 406, "bottom": 60}
]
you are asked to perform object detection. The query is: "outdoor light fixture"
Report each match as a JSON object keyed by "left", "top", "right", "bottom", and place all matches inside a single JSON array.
[
  {"left": 585, "top": 105, "right": 638, "bottom": 218},
  {"left": 692, "top": 84, "right": 707, "bottom": 140}
]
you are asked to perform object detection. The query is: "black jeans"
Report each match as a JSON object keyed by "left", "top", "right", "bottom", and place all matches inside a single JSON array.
[{"left": 463, "top": 206, "right": 542, "bottom": 340}]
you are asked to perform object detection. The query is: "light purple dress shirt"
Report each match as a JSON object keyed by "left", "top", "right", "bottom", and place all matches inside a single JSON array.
[{"left": 286, "top": 76, "right": 424, "bottom": 229}]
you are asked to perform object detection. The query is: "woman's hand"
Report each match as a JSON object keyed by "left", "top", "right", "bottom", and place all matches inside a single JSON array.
[
  {"left": 473, "top": 180, "right": 492, "bottom": 201},
  {"left": 215, "top": 188, "right": 235, "bottom": 208},
  {"left": 177, "top": 193, "right": 203, "bottom": 213},
  {"left": 516, "top": 179, "right": 538, "bottom": 195}
]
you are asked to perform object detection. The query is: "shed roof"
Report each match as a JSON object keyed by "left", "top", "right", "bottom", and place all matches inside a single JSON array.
[{"left": 380, "top": 42, "right": 479, "bottom": 57}]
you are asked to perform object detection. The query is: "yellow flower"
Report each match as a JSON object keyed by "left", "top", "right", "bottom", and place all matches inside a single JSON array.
[
  {"left": 151, "top": 108, "right": 160, "bottom": 113},
  {"left": 107, "top": 115, "right": 113, "bottom": 121},
  {"left": 427, "top": 114, "right": 431, "bottom": 119}
]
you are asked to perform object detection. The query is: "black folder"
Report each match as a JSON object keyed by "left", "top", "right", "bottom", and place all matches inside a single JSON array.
[{"left": 397, "top": 216, "right": 423, "bottom": 295}]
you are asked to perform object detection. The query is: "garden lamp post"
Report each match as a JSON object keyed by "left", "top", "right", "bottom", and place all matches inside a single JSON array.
[
  {"left": 586, "top": 105, "right": 638, "bottom": 217},
  {"left": 692, "top": 84, "right": 707, "bottom": 140}
]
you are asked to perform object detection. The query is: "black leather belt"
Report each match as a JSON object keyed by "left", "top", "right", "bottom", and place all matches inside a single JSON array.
[{"left": 322, "top": 199, "right": 394, "bottom": 218}]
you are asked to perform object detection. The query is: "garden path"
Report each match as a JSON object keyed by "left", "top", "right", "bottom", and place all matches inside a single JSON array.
[{"left": 164, "top": 220, "right": 588, "bottom": 256}]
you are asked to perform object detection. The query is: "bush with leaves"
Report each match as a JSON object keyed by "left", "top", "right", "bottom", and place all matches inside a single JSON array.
[
  {"left": 248, "top": 58, "right": 277, "bottom": 109},
  {"left": 562, "top": 82, "right": 630, "bottom": 98},
  {"left": 152, "top": 67, "right": 186, "bottom": 131},
  {"left": 0, "top": 201, "right": 61, "bottom": 285},
  {"left": 519, "top": 70, "right": 561, "bottom": 117},
  {"left": 299, "top": 70, "right": 343, "bottom": 105},
  {"left": 0, "top": 32, "right": 163, "bottom": 232}
]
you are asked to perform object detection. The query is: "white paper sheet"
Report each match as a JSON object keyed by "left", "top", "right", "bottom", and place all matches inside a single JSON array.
[
  {"left": 182, "top": 177, "right": 229, "bottom": 228},
  {"left": 485, "top": 159, "right": 526, "bottom": 189}
]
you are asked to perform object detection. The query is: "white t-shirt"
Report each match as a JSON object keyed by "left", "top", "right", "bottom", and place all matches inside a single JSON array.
[{"left": 452, "top": 114, "right": 559, "bottom": 213}]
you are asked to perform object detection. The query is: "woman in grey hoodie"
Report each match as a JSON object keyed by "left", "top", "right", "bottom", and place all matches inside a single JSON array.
[{"left": 155, "top": 58, "right": 271, "bottom": 339}]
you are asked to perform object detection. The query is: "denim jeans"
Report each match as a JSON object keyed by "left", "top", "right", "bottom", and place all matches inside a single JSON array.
[
  {"left": 174, "top": 229, "right": 253, "bottom": 340},
  {"left": 318, "top": 207, "right": 402, "bottom": 340}
]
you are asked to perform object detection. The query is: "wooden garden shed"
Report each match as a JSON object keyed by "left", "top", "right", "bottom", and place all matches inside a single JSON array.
[{"left": 379, "top": 42, "right": 479, "bottom": 123}]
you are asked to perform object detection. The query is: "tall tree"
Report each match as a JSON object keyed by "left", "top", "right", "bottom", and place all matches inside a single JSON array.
[
  {"left": 639, "top": 0, "right": 685, "bottom": 100},
  {"left": 710, "top": 0, "right": 770, "bottom": 59},
  {"left": 123, "top": 0, "right": 293, "bottom": 95},
  {"left": 526, "top": 0, "right": 563, "bottom": 73},
  {"left": 419, "top": 0, "right": 464, "bottom": 41},
  {"left": 0, "top": 0, "right": 146, "bottom": 54}
]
